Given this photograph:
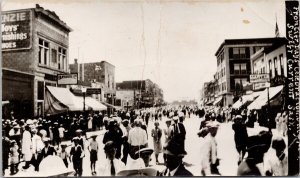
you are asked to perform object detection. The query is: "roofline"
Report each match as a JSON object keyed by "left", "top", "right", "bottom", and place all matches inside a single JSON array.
[
  {"left": 215, "top": 37, "right": 287, "bottom": 56},
  {"left": 2, "top": 68, "right": 35, "bottom": 76}
]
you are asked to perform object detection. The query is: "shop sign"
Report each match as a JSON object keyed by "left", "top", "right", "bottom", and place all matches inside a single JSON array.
[
  {"left": 250, "top": 74, "right": 270, "bottom": 83},
  {"left": 253, "top": 82, "right": 270, "bottom": 90},
  {"left": 2, "top": 10, "right": 32, "bottom": 51},
  {"left": 87, "top": 88, "right": 101, "bottom": 95},
  {"left": 57, "top": 74, "right": 78, "bottom": 85}
]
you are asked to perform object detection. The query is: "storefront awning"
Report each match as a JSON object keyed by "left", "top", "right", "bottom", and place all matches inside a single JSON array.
[
  {"left": 45, "top": 86, "right": 107, "bottom": 115},
  {"left": 232, "top": 91, "right": 262, "bottom": 109},
  {"left": 100, "top": 101, "right": 119, "bottom": 109},
  {"left": 213, "top": 96, "right": 223, "bottom": 106},
  {"left": 247, "top": 85, "right": 284, "bottom": 110},
  {"left": 85, "top": 97, "right": 107, "bottom": 111}
]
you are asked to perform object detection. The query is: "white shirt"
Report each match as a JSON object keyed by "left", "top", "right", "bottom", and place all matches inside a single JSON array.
[
  {"left": 58, "top": 127, "right": 65, "bottom": 138},
  {"left": 98, "top": 158, "right": 125, "bottom": 176},
  {"left": 128, "top": 127, "right": 147, "bottom": 146},
  {"left": 165, "top": 165, "right": 180, "bottom": 176},
  {"left": 32, "top": 134, "right": 44, "bottom": 154}
]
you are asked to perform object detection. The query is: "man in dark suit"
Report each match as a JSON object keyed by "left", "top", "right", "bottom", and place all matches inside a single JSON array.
[
  {"left": 40, "top": 137, "right": 57, "bottom": 159},
  {"left": 170, "top": 116, "right": 186, "bottom": 153},
  {"left": 160, "top": 138, "right": 193, "bottom": 176}
]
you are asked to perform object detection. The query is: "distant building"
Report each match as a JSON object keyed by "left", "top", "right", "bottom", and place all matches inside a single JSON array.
[
  {"left": 2, "top": 4, "right": 72, "bottom": 118},
  {"left": 251, "top": 38, "right": 287, "bottom": 91},
  {"left": 116, "top": 79, "right": 164, "bottom": 108},
  {"left": 214, "top": 37, "right": 286, "bottom": 106},
  {"left": 69, "top": 60, "right": 116, "bottom": 106}
]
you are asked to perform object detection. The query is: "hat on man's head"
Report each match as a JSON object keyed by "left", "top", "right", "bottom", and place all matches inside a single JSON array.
[
  {"left": 135, "top": 148, "right": 154, "bottom": 158},
  {"left": 90, "top": 135, "right": 98, "bottom": 139},
  {"left": 163, "top": 139, "right": 187, "bottom": 157},
  {"left": 60, "top": 144, "right": 68, "bottom": 148},
  {"left": 172, "top": 116, "right": 179, "bottom": 121},
  {"left": 117, "top": 158, "right": 157, "bottom": 176},
  {"left": 165, "top": 118, "right": 172, "bottom": 123},
  {"left": 122, "top": 119, "right": 129, "bottom": 123},
  {"left": 104, "top": 141, "right": 115, "bottom": 152},
  {"left": 272, "top": 136, "right": 286, "bottom": 151},
  {"left": 75, "top": 129, "right": 83, "bottom": 133},
  {"left": 43, "top": 137, "right": 51, "bottom": 142},
  {"left": 72, "top": 137, "right": 79, "bottom": 142}
]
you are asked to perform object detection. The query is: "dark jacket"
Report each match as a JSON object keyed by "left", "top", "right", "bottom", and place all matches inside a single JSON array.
[
  {"left": 41, "top": 146, "right": 57, "bottom": 158},
  {"left": 161, "top": 164, "right": 193, "bottom": 176}
]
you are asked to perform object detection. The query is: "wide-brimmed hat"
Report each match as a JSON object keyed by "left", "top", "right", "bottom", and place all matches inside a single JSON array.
[
  {"left": 135, "top": 148, "right": 154, "bottom": 157},
  {"left": 13, "top": 125, "right": 20, "bottom": 129},
  {"left": 117, "top": 158, "right": 157, "bottom": 176},
  {"left": 246, "top": 135, "right": 266, "bottom": 151},
  {"left": 90, "top": 135, "right": 98, "bottom": 139},
  {"left": 122, "top": 119, "right": 129, "bottom": 123},
  {"left": 165, "top": 118, "right": 172, "bottom": 123},
  {"left": 72, "top": 137, "right": 79, "bottom": 142},
  {"left": 75, "top": 129, "right": 83, "bottom": 133},
  {"left": 104, "top": 141, "right": 115, "bottom": 152},
  {"left": 163, "top": 139, "right": 187, "bottom": 157},
  {"left": 272, "top": 136, "right": 286, "bottom": 150},
  {"left": 60, "top": 144, "right": 68, "bottom": 148},
  {"left": 43, "top": 137, "right": 51, "bottom": 142},
  {"left": 172, "top": 116, "right": 179, "bottom": 121}
]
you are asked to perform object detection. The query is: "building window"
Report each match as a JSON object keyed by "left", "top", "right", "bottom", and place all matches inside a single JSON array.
[
  {"left": 58, "top": 47, "right": 67, "bottom": 70},
  {"left": 279, "top": 54, "right": 284, "bottom": 75},
  {"left": 274, "top": 57, "right": 278, "bottom": 76},
  {"left": 38, "top": 39, "right": 49, "bottom": 65},
  {"left": 241, "top": 63, "right": 247, "bottom": 74},
  {"left": 234, "top": 63, "right": 247, "bottom": 75},
  {"left": 269, "top": 60, "right": 272, "bottom": 78},
  {"left": 51, "top": 49, "right": 57, "bottom": 64},
  {"left": 234, "top": 64, "right": 240, "bottom": 74},
  {"left": 233, "top": 47, "right": 247, "bottom": 58}
]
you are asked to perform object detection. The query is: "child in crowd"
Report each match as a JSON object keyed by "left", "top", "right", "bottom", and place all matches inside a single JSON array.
[
  {"left": 58, "top": 144, "right": 69, "bottom": 168},
  {"left": 58, "top": 124, "right": 65, "bottom": 144},
  {"left": 88, "top": 135, "right": 98, "bottom": 175},
  {"left": 10, "top": 140, "right": 19, "bottom": 175}
]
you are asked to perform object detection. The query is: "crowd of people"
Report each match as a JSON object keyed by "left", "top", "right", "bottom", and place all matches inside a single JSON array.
[{"left": 2, "top": 104, "right": 288, "bottom": 176}]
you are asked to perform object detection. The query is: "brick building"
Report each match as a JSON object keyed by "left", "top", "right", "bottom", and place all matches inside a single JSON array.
[
  {"left": 214, "top": 37, "right": 286, "bottom": 106},
  {"left": 69, "top": 60, "right": 116, "bottom": 107},
  {"left": 116, "top": 79, "right": 164, "bottom": 108},
  {"left": 2, "top": 4, "right": 72, "bottom": 118}
]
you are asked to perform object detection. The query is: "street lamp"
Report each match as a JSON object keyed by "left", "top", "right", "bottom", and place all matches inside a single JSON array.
[{"left": 81, "top": 87, "right": 87, "bottom": 115}]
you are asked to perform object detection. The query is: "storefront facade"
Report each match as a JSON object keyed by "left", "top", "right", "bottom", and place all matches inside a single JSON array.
[{"left": 2, "top": 5, "right": 72, "bottom": 118}]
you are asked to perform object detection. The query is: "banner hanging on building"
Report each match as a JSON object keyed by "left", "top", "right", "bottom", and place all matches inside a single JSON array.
[
  {"left": 2, "top": 10, "right": 32, "bottom": 51},
  {"left": 249, "top": 74, "right": 270, "bottom": 83},
  {"left": 57, "top": 74, "right": 78, "bottom": 85}
]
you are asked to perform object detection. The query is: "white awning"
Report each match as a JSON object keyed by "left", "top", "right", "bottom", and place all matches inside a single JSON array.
[
  {"left": 45, "top": 86, "right": 107, "bottom": 114},
  {"left": 247, "top": 85, "right": 283, "bottom": 110},
  {"left": 232, "top": 91, "right": 262, "bottom": 109},
  {"left": 213, "top": 96, "right": 223, "bottom": 106},
  {"left": 85, "top": 97, "right": 107, "bottom": 111}
]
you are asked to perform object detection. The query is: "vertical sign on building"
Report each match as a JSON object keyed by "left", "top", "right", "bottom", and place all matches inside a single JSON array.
[
  {"left": 286, "top": 1, "right": 299, "bottom": 175},
  {"left": 2, "top": 10, "right": 32, "bottom": 51}
]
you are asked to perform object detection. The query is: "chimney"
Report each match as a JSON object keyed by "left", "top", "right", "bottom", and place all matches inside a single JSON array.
[{"left": 74, "top": 58, "right": 78, "bottom": 64}]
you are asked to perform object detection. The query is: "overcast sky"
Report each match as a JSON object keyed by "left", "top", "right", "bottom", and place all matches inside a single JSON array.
[{"left": 2, "top": 0, "right": 286, "bottom": 102}]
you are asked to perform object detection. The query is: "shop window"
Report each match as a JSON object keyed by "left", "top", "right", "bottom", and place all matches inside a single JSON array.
[
  {"left": 38, "top": 81, "right": 44, "bottom": 100},
  {"left": 38, "top": 39, "right": 49, "bottom": 65}
]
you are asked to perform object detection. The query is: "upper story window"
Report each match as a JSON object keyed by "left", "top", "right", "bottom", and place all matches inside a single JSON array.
[
  {"left": 274, "top": 57, "right": 278, "bottom": 76},
  {"left": 230, "top": 47, "right": 248, "bottom": 59},
  {"left": 269, "top": 60, "right": 272, "bottom": 78},
  {"left": 279, "top": 54, "right": 284, "bottom": 75},
  {"left": 39, "top": 39, "right": 49, "bottom": 65},
  {"left": 58, "top": 47, "right": 67, "bottom": 71},
  {"left": 233, "top": 63, "right": 247, "bottom": 75}
]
